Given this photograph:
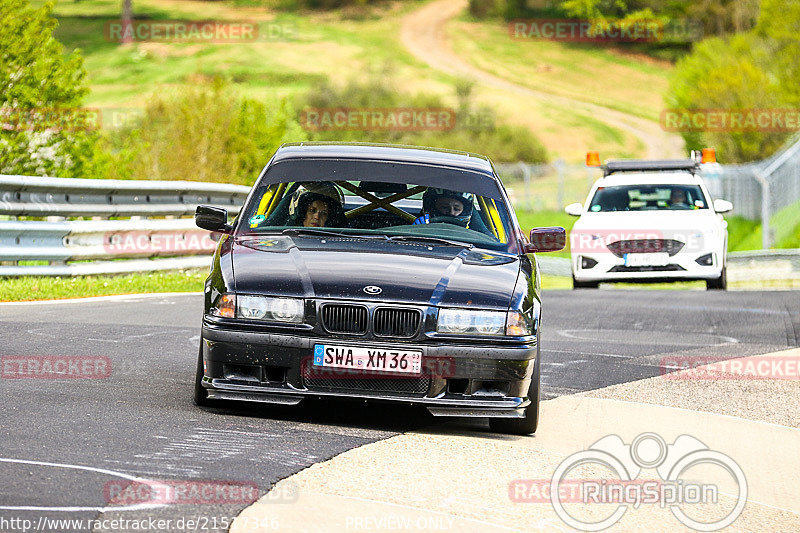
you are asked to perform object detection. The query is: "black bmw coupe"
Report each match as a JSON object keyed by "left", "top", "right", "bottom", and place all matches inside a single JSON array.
[{"left": 194, "top": 142, "right": 564, "bottom": 434}]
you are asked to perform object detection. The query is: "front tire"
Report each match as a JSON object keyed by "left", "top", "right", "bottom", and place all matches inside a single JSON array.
[
  {"left": 193, "top": 342, "right": 215, "bottom": 407},
  {"left": 572, "top": 275, "right": 599, "bottom": 289},
  {"left": 706, "top": 265, "right": 727, "bottom": 290},
  {"left": 490, "top": 345, "right": 540, "bottom": 435}
]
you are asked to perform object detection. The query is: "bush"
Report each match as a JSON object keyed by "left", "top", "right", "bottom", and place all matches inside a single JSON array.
[
  {"left": 299, "top": 71, "right": 547, "bottom": 162},
  {"left": 468, "top": 0, "right": 506, "bottom": 19},
  {"left": 104, "top": 81, "right": 307, "bottom": 184}
]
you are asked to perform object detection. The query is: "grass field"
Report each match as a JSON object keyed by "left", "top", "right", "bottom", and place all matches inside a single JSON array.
[
  {"left": 448, "top": 15, "right": 672, "bottom": 123},
  {"left": 34, "top": 0, "right": 676, "bottom": 162},
  {"left": 726, "top": 200, "right": 800, "bottom": 251},
  {"left": 43, "top": 0, "right": 427, "bottom": 107},
  {"left": 0, "top": 269, "right": 205, "bottom": 302}
]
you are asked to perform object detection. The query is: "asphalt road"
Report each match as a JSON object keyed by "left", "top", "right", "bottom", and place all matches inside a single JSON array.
[{"left": 0, "top": 290, "right": 797, "bottom": 532}]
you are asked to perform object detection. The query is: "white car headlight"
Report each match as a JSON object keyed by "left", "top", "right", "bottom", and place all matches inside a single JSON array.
[
  {"left": 237, "top": 295, "right": 304, "bottom": 323},
  {"left": 436, "top": 309, "right": 507, "bottom": 336}
]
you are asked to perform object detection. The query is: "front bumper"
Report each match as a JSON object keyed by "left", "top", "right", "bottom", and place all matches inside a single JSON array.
[
  {"left": 200, "top": 322, "right": 537, "bottom": 418},
  {"left": 572, "top": 249, "right": 725, "bottom": 282}
]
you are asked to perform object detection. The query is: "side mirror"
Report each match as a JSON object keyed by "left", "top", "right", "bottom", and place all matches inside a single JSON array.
[
  {"left": 564, "top": 203, "right": 583, "bottom": 216},
  {"left": 195, "top": 205, "right": 232, "bottom": 233},
  {"left": 713, "top": 199, "right": 733, "bottom": 214},
  {"left": 524, "top": 226, "right": 566, "bottom": 253}
]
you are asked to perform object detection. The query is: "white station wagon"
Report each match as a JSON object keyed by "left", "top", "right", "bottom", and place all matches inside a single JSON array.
[{"left": 565, "top": 156, "right": 732, "bottom": 290}]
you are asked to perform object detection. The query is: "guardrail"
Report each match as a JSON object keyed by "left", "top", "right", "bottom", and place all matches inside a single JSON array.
[
  {"left": 0, "top": 175, "right": 249, "bottom": 217},
  {"left": 536, "top": 250, "right": 800, "bottom": 280},
  {"left": 3, "top": 174, "right": 798, "bottom": 280},
  {"left": 0, "top": 175, "right": 250, "bottom": 276}
]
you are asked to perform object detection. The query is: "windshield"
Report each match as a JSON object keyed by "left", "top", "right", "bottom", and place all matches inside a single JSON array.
[
  {"left": 236, "top": 177, "right": 514, "bottom": 251},
  {"left": 588, "top": 184, "right": 709, "bottom": 212}
]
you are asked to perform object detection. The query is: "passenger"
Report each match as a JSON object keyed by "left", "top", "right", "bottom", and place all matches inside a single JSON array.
[
  {"left": 287, "top": 182, "right": 346, "bottom": 227},
  {"left": 413, "top": 188, "right": 474, "bottom": 227}
]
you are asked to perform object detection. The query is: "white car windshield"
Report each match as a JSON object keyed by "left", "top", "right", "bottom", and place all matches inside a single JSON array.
[{"left": 589, "top": 184, "right": 708, "bottom": 212}]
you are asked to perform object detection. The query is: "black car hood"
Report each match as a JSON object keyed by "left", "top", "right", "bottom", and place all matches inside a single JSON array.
[{"left": 230, "top": 235, "right": 519, "bottom": 310}]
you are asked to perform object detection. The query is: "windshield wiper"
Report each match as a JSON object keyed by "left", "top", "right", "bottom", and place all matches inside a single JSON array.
[
  {"left": 280, "top": 228, "right": 359, "bottom": 238},
  {"left": 386, "top": 235, "right": 473, "bottom": 248},
  {"left": 281, "top": 228, "right": 388, "bottom": 240}
]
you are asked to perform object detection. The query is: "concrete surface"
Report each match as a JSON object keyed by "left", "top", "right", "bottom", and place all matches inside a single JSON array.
[{"left": 235, "top": 349, "right": 800, "bottom": 532}]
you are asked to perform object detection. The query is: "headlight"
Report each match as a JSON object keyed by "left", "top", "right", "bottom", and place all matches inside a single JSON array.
[
  {"left": 210, "top": 294, "right": 304, "bottom": 323},
  {"left": 437, "top": 308, "right": 536, "bottom": 337},
  {"left": 237, "top": 295, "right": 304, "bottom": 323},
  {"left": 436, "top": 309, "right": 506, "bottom": 335}
]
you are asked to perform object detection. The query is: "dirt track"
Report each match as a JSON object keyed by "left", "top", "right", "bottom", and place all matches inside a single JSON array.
[{"left": 400, "top": 0, "right": 684, "bottom": 159}]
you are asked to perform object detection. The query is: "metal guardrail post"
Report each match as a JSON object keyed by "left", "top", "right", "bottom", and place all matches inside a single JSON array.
[
  {"left": 517, "top": 161, "right": 532, "bottom": 211},
  {"left": 754, "top": 170, "right": 771, "bottom": 249},
  {"left": 554, "top": 159, "right": 565, "bottom": 210}
]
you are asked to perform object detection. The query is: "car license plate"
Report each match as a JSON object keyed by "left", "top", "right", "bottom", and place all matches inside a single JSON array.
[
  {"left": 624, "top": 252, "right": 670, "bottom": 267},
  {"left": 313, "top": 344, "right": 422, "bottom": 374}
]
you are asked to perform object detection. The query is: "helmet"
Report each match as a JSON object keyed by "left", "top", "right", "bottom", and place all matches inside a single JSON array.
[
  {"left": 287, "top": 182, "right": 345, "bottom": 226},
  {"left": 422, "top": 188, "right": 474, "bottom": 227}
]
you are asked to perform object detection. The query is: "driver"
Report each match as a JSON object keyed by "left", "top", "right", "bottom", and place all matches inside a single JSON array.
[
  {"left": 287, "top": 182, "right": 346, "bottom": 228},
  {"left": 669, "top": 188, "right": 690, "bottom": 209},
  {"left": 413, "top": 188, "right": 474, "bottom": 227}
]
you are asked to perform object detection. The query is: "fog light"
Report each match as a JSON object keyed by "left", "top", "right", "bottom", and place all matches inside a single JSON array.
[
  {"left": 695, "top": 253, "right": 713, "bottom": 266},
  {"left": 580, "top": 256, "right": 598, "bottom": 269}
]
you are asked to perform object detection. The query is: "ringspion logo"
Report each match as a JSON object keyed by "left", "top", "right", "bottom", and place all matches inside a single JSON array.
[{"left": 511, "top": 433, "right": 747, "bottom": 531}]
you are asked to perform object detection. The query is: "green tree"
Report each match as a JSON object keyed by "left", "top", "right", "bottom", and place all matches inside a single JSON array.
[
  {"left": 0, "top": 0, "right": 102, "bottom": 177},
  {"left": 755, "top": 0, "right": 800, "bottom": 105},
  {"left": 666, "top": 0, "right": 800, "bottom": 162}
]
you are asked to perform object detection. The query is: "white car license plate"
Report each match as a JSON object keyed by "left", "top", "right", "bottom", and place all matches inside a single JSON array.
[
  {"left": 624, "top": 252, "right": 670, "bottom": 267},
  {"left": 313, "top": 344, "right": 422, "bottom": 374}
]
